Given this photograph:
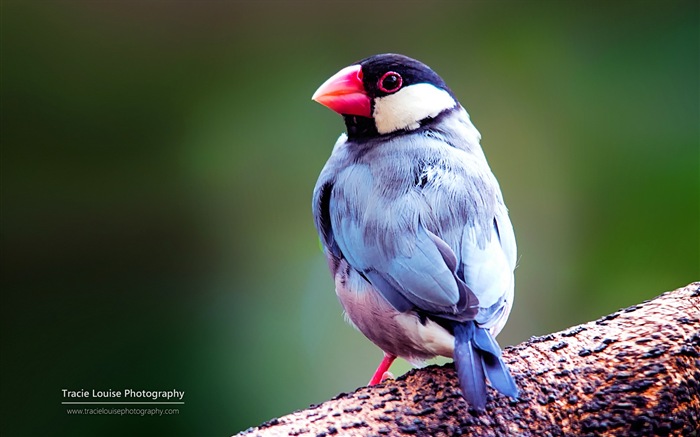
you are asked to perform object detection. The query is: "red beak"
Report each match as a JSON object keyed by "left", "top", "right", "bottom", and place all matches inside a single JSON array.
[{"left": 312, "top": 64, "right": 371, "bottom": 118}]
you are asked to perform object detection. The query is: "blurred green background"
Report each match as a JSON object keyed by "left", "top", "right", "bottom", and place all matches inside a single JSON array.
[{"left": 1, "top": 1, "right": 698, "bottom": 436}]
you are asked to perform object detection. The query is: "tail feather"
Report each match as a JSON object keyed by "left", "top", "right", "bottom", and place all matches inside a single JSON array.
[
  {"left": 454, "top": 322, "right": 518, "bottom": 410},
  {"left": 473, "top": 326, "right": 519, "bottom": 398},
  {"left": 453, "top": 323, "right": 487, "bottom": 410}
]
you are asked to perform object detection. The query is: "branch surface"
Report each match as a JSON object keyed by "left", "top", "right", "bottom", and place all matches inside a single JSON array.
[{"left": 237, "top": 282, "right": 700, "bottom": 437}]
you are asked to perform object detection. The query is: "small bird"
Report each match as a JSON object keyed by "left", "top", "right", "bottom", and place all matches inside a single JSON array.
[{"left": 311, "top": 53, "right": 518, "bottom": 410}]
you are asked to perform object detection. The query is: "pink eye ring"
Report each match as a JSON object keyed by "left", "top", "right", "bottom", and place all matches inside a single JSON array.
[{"left": 378, "top": 71, "right": 403, "bottom": 93}]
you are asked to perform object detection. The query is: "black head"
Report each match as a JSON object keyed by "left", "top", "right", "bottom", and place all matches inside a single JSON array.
[{"left": 357, "top": 53, "right": 454, "bottom": 101}]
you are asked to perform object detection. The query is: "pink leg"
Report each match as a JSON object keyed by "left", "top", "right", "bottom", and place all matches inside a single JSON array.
[{"left": 368, "top": 353, "right": 396, "bottom": 386}]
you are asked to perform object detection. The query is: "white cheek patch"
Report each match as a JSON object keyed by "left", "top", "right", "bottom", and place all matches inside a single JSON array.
[{"left": 373, "top": 83, "right": 457, "bottom": 134}]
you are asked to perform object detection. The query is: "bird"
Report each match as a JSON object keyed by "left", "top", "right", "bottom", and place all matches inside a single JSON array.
[{"left": 311, "top": 53, "right": 518, "bottom": 411}]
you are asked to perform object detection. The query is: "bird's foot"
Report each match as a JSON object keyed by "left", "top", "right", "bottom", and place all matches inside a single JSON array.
[{"left": 368, "top": 353, "right": 396, "bottom": 386}]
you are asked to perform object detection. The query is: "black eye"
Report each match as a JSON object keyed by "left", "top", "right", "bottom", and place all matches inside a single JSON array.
[{"left": 378, "top": 71, "right": 403, "bottom": 93}]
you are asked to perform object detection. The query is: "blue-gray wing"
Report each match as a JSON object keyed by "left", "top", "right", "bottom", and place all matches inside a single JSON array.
[
  {"left": 318, "top": 160, "right": 478, "bottom": 320},
  {"left": 461, "top": 204, "right": 516, "bottom": 330}
]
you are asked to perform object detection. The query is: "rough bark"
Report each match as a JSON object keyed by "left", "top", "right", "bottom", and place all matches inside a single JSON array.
[{"left": 237, "top": 282, "right": 700, "bottom": 437}]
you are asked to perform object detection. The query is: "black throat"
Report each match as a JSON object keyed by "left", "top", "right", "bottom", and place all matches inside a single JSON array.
[{"left": 343, "top": 115, "right": 378, "bottom": 140}]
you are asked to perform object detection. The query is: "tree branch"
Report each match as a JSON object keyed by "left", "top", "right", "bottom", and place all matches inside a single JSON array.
[{"left": 236, "top": 282, "right": 700, "bottom": 436}]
